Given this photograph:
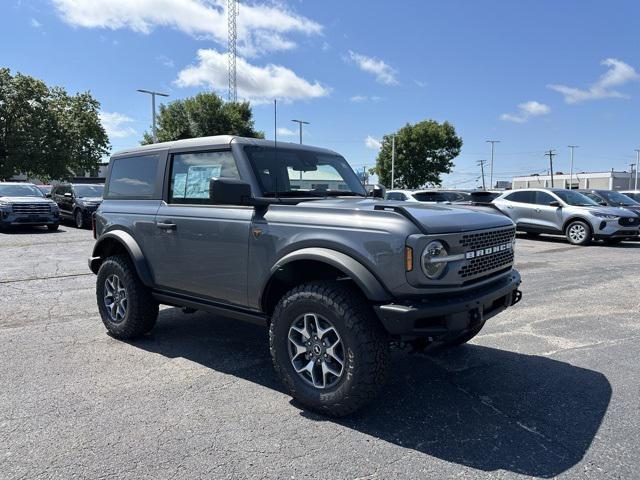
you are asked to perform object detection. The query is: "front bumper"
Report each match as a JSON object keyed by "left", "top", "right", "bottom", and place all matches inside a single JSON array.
[
  {"left": 374, "top": 270, "right": 522, "bottom": 339},
  {"left": 0, "top": 212, "right": 59, "bottom": 226}
]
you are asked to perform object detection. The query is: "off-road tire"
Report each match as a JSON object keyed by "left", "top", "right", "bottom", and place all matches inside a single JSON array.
[
  {"left": 75, "top": 209, "right": 86, "bottom": 229},
  {"left": 565, "top": 220, "right": 592, "bottom": 246},
  {"left": 47, "top": 223, "right": 59, "bottom": 231},
  {"left": 96, "top": 254, "right": 158, "bottom": 339},
  {"left": 270, "top": 281, "right": 389, "bottom": 417}
]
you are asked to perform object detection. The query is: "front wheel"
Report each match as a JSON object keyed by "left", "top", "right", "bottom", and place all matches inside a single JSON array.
[
  {"left": 96, "top": 254, "right": 158, "bottom": 339},
  {"left": 75, "top": 209, "right": 86, "bottom": 229},
  {"left": 565, "top": 220, "right": 592, "bottom": 246},
  {"left": 270, "top": 281, "right": 390, "bottom": 417}
]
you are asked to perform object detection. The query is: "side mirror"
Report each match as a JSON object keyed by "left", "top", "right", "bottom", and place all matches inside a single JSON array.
[
  {"left": 370, "top": 184, "right": 386, "bottom": 198},
  {"left": 209, "top": 178, "right": 252, "bottom": 205},
  {"left": 599, "top": 201, "right": 607, "bottom": 206},
  {"left": 64, "top": 192, "right": 72, "bottom": 198},
  {"left": 549, "top": 200, "right": 561, "bottom": 207},
  {"left": 45, "top": 193, "right": 52, "bottom": 198}
]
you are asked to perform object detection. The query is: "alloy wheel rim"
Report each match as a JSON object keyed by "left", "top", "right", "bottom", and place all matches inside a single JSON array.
[
  {"left": 104, "top": 274, "right": 127, "bottom": 323},
  {"left": 569, "top": 224, "right": 586, "bottom": 242},
  {"left": 288, "top": 313, "right": 345, "bottom": 389}
]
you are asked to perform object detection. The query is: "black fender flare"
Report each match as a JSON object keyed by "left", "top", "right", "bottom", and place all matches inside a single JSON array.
[
  {"left": 266, "top": 247, "right": 392, "bottom": 302},
  {"left": 89, "top": 230, "right": 154, "bottom": 287}
]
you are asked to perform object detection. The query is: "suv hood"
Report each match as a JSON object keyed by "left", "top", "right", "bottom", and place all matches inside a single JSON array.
[
  {"left": 304, "top": 198, "right": 514, "bottom": 233},
  {"left": 580, "top": 205, "right": 637, "bottom": 217},
  {"left": 0, "top": 196, "right": 53, "bottom": 204}
]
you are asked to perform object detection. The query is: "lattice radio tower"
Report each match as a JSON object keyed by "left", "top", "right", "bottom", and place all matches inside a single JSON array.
[{"left": 228, "top": 0, "right": 238, "bottom": 102}]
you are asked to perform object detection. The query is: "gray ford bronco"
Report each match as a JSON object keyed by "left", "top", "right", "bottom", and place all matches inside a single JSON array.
[{"left": 89, "top": 136, "right": 522, "bottom": 416}]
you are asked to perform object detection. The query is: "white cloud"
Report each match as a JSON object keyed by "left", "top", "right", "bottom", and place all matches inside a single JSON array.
[
  {"left": 277, "top": 127, "right": 296, "bottom": 137},
  {"left": 175, "top": 49, "right": 329, "bottom": 103},
  {"left": 365, "top": 135, "right": 381, "bottom": 150},
  {"left": 500, "top": 101, "right": 550, "bottom": 123},
  {"left": 547, "top": 58, "right": 640, "bottom": 103},
  {"left": 156, "top": 55, "right": 174, "bottom": 68},
  {"left": 100, "top": 112, "right": 137, "bottom": 138},
  {"left": 414, "top": 79, "right": 426, "bottom": 88},
  {"left": 350, "top": 95, "right": 382, "bottom": 103},
  {"left": 51, "top": 0, "right": 322, "bottom": 57},
  {"left": 30, "top": 18, "right": 42, "bottom": 28},
  {"left": 348, "top": 51, "right": 398, "bottom": 85}
]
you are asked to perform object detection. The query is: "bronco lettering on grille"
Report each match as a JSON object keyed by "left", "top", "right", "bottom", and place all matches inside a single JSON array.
[{"left": 465, "top": 242, "right": 513, "bottom": 259}]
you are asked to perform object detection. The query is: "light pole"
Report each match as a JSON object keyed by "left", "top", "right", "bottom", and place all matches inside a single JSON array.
[
  {"left": 568, "top": 145, "right": 579, "bottom": 189},
  {"left": 635, "top": 149, "right": 639, "bottom": 190},
  {"left": 630, "top": 163, "right": 636, "bottom": 190},
  {"left": 486, "top": 140, "right": 500, "bottom": 189},
  {"left": 137, "top": 89, "right": 169, "bottom": 143},
  {"left": 291, "top": 119, "right": 309, "bottom": 144},
  {"left": 391, "top": 135, "right": 396, "bottom": 189}
]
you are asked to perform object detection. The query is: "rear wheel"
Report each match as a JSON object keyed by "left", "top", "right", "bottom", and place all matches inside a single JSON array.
[
  {"left": 47, "top": 223, "right": 59, "bottom": 231},
  {"left": 96, "top": 254, "right": 158, "bottom": 339},
  {"left": 565, "top": 220, "right": 591, "bottom": 246},
  {"left": 270, "top": 281, "right": 389, "bottom": 417}
]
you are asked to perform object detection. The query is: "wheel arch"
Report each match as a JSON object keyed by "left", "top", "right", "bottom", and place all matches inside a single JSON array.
[
  {"left": 89, "top": 230, "right": 154, "bottom": 287},
  {"left": 260, "top": 248, "right": 392, "bottom": 316},
  {"left": 562, "top": 215, "right": 593, "bottom": 233}
]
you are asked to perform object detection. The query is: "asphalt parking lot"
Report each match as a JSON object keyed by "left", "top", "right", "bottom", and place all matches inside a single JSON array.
[{"left": 1, "top": 226, "right": 639, "bottom": 479}]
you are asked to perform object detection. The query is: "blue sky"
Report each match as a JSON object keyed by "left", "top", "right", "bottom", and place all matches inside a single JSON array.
[{"left": 2, "top": 0, "right": 640, "bottom": 188}]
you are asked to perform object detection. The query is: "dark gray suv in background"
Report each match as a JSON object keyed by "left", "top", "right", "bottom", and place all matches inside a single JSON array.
[{"left": 89, "top": 136, "right": 523, "bottom": 416}]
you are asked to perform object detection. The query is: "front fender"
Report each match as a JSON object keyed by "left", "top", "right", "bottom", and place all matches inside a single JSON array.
[
  {"left": 89, "top": 230, "right": 154, "bottom": 287},
  {"left": 268, "top": 247, "right": 392, "bottom": 302}
]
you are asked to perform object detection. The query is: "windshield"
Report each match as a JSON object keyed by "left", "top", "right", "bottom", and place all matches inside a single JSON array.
[
  {"left": 74, "top": 185, "right": 104, "bottom": 197},
  {"left": 244, "top": 146, "right": 366, "bottom": 198},
  {"left": 469, "top": 191, "right": 501, "bottom": 202},
  {"left": 624, "top": 192, "right": 640, "bottom": 201},
  {"left": 555, "top": 190, "right": 600, "bottom": 206},
  {"left": 0, "top": 184, "right": 44, "bottom": 197},
  {"left": 595, "top": 190, "right": 638, "bottom": 206}
]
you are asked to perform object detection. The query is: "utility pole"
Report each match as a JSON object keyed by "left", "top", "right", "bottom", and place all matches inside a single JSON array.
[
  {"left": 629, "top": 163, "right": 636, "bottom": 190},
  {"left": 545, "top": 149, "right": 556, "bottom": 187},
  {"left": 477, "top": 160, "right": 487, "bottom": 190},
  {"left": 486, "top": 140, "right": 500, "bottom": 189},
  {"left": 391, "top": 135, "right": 396, "bottom": 189},
  {"left": 568, "top": 145, "right": 579, "bottom": 190},
  {"left": 291, "top": 119, "right": 309, "bottom": 144},
  {"left": 227, "top": 0, "right": 238, "bottom": 102},
  {"left": 137, "top": 89, "right": 169, "bottom": 143}
]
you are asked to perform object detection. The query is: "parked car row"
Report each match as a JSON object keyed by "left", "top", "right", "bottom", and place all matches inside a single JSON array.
[
  {"left": 0, "top": 182, "right": 103, "bottom": 231},
  {"left": 385, "top": 187, "right": 640, "bottom": 246}
]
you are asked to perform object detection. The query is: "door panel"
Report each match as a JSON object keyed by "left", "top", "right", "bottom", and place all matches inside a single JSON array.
[
  {"left": 531, "top": 192, "right": 563, "bottom": 232},
  {"left": 152, "top": 204, "right": 252, "bottom": 306}
]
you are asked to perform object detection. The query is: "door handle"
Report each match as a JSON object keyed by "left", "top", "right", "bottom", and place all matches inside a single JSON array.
[
  {"left": 535, "top": 208, "right": 541, "bottom": 212},
  {"left": 156, "top": 222, "right": 177, "bottom": 230}
]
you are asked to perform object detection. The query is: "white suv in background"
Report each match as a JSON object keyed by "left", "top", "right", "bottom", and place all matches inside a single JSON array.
[
  {"left": 385, "top": 190, "right": 469, "bottom": 203},
  {"left": 493, "top": 188, "right": 640, "bottom": 245}
]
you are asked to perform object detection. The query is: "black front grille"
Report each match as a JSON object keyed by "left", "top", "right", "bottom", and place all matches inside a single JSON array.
[
  {"left": 459, "top": 226, "right": 516, "bottom": 250},
  {"left": 459, "top": 250, "right": 515, "bottom": 279},
  {"left": 619, "top": 216, "right": 639, "bottom": 227},
  {"left": 11, "top": 203, "right": 52, "bottom": 215}
]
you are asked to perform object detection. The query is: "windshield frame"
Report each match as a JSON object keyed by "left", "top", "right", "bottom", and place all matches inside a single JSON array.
[
  {"left": 554, "top": 190, "right": 600, "bottom": 207},
  {"left": 242, "top": 146, "right": 367, "bottom": 198},
  {"left": 0, "top": 184, "right": 45, "bottom": 198}
]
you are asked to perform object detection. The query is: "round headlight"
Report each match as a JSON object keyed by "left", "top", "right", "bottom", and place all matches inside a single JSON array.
[{"left": 421, "top": 240, "right": 448, "bottom": 279}]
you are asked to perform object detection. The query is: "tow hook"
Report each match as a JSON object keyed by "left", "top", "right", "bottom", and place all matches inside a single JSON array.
[{"left": 511, "top": 289, "right": 523, "bottom": 306}]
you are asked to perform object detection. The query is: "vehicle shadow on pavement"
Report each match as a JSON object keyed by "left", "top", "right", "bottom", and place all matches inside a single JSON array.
[
  {"left": 134, "top": 308, "right": 611, "bottom": 479},
  {"left": 0, "top": 226, "right": 65, "bottom": 234},
  {"left": 516, "top": 232, "right": 640, "bottom": 248}
]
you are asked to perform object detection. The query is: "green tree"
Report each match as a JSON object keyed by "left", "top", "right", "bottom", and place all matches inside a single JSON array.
[
  {"left": 142, "top": 92, "right": 264, "bottom": 144},
  {"left": 371, "top": 120, "right": 462, "bottom": 189},
  {"left": 0, "top": 68, "right": 109, "bottom": 181}
]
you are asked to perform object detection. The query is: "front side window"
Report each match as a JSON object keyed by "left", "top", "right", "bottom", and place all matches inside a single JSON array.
[
  {"left": 244, "top": 146, "right": 366, "bottom": 198},
  {"left": 555, "top": 190, "right": 599, "bottom": 207},
  {"left": 169, "top": 150, "right": 240, "bottom": 204},
  {"left": 0, "top": 184, "right": 44, "bottom": 197},
  {"left": 534, "top": 191, "right": 556, "bottom": 205},
  {"left": 596, "top": 190, "right": 638, "bottom": 206},
  {"left": 505, "top": 191, "right": 535, "bottom": 204},
  {"left": 107, "top": 154, "right": 161, "bottom": 198}
]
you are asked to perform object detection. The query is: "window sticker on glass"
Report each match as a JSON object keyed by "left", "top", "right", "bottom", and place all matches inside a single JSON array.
[
  {"left": 173, "top": 173, "right": 187, "bottom": 198},
  {"left": 185, "top": 165, "right": 222, "bottom": 198}
]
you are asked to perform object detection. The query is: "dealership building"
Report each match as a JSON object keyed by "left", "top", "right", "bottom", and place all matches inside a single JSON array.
[{"left": 511, "top": 170, "right": 638, "bottom": 191}]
